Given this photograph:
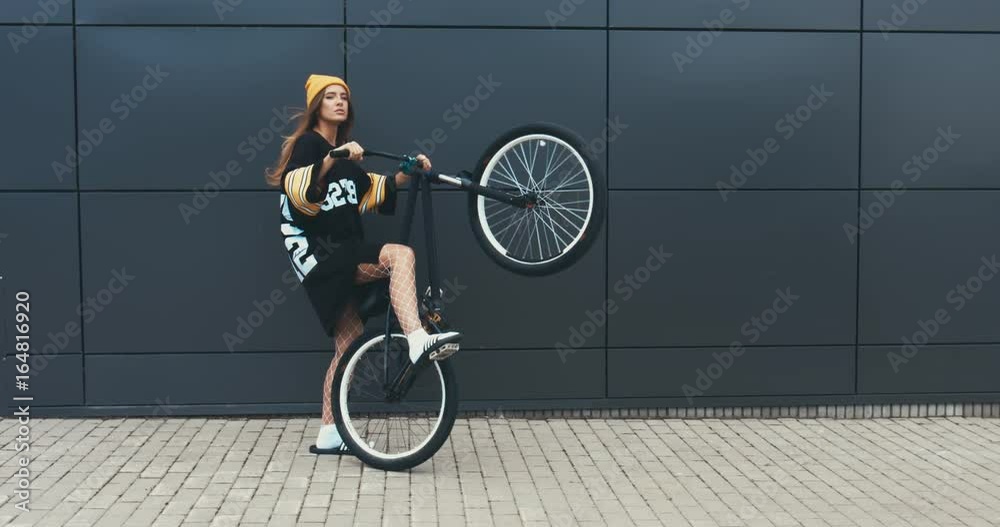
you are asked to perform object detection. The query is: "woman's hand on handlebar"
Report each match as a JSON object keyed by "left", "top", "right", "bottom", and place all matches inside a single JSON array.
[
  {"left": 332, "top": 141, "right": 364, "bottom": 162},
  {"left": 395, "top": 154, "right": 431, "bottom": 187},
  {"left": 415, "top": 154, "right": 431, "bottom": 172}
]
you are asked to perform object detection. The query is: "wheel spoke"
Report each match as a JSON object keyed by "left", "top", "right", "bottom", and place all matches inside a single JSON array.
[
  {"left": 498, "top": 151, "right": 525, "bottom": 190},
  {"left": 512, "top": 142, "right": 534, "bottom": 188},
  {"left": 536, "top": 147, "right": 576, "bottom": 190},
  {"left": 485, "top": 202, "right": 520, "bottom": 222},
  {"left": 533, "top": 211, "right": 545, "bottom": 260},
  {"left": 540, "top": 206, "right": 580, "bottom": 248},
  {"left": 546, "top": 169, "right": 589, "bottom": 195},
  {"left": 555, "top": 199, "right": 594, "bottom": 206},
  {"left": 490, "top": 163, "right": 527, "bottom": 191},
  {"left": 538, "top": 205, "right": 569, "bottom": 253},
  {"left": 545, "top": 200, "right": 588, "bottom": 229},
  {"left": 502, "top": 209, "right": 534, "bottom": 250},
  {"left": 490, "top": 208, "right": 532, "bottom": 242}
]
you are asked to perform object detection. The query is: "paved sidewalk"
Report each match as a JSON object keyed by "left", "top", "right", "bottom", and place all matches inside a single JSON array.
[{"left": 1, "top": 417, "right": 998, "bottom": 527}]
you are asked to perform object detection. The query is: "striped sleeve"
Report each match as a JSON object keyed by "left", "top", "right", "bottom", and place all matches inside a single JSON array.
[
  {"left": 358, "top": 172, "right": 396, "bottom": 215},
  {"left": 283, "top": 165, "right": 322, "bottom": 217}
]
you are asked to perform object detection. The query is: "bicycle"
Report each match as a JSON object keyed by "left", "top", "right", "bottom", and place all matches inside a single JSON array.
[{"left": 327, "top": 121, "right": 606, "bottom": 471}]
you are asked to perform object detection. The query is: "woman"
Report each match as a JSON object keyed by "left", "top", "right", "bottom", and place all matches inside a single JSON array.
[{"left": 266, "top": 74, "right": 462, "bottom": 454}]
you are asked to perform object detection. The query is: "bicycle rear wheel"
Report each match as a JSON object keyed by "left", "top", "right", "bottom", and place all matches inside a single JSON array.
[
  {"left": 332, "top": 331, "right": 459, "bottom": 471},
  {"left": 468, "top": 121, "right": 606, "bottom": 276}
]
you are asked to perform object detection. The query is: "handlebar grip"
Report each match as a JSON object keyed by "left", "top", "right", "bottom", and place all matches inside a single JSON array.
[{"left": 328, "top": 148, "right": 350, "bottom": 159}]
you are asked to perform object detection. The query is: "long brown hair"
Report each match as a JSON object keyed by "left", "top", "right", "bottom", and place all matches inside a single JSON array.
[{"left": 265, "top": 91, "right": 356, "bottom": 187}]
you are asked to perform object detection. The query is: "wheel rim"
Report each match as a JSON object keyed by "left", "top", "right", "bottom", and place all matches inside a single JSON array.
[
  {"left": 476, "top": 133, "right": 595, "bottom": 267},
  {"left": 338, "top": 334, "right": 447, "bottom": 461}
]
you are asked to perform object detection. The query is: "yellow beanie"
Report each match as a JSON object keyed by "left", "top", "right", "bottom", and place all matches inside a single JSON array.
[{"left": 305, "top": 74, "right": 350, "bottom": 107}]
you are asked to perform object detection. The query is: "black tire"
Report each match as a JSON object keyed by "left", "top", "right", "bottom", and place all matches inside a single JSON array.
[
  {"left": 331, "top": 331, "right": 459, "bottom": 471},
  {"left": 467, "top": 121, "right": 606, "bottom": 277}
]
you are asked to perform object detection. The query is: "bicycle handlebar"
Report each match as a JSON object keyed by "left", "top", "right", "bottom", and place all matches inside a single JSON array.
[
  {"left": 328, "top": 147, "right": 432, "bottom": 179},
  {"left": 327, "top": 147, "right": 406, "bottom": 162}
]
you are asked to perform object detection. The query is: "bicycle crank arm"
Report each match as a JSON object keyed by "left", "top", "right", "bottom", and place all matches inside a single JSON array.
[{"left": 384, "top": 361, "right": 423, "bottom": 403}]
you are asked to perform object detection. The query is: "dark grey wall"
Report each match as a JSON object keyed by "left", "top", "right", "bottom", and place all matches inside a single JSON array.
[{"left": 2, "top": 0, "right": 999, "bottom": 416}]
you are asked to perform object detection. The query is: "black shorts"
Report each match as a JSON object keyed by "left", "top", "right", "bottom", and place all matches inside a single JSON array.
[{"left": 303, "top": 241, "right": 385, "bottom": 338}]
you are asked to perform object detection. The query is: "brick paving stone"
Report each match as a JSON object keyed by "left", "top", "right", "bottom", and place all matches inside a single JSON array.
[{"left": 3, "top": 416, "right": 1000, "bottom": 526}]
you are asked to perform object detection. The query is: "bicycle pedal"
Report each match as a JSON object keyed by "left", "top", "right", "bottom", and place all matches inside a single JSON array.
[{"left": 429, "top": 343, "right": 459, "bottom": 361}]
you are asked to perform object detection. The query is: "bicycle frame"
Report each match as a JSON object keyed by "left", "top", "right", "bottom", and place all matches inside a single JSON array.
[{"left": 360, "top": 150, "right": 534, "bottom": 402}]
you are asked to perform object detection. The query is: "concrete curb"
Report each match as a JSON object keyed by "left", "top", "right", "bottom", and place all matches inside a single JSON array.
[{"left": 458, "top": 403, "right": 1000, "bottom": 419}]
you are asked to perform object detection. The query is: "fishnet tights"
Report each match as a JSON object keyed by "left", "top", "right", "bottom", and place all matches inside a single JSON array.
[{"left": 321, "top": 243, "right": 422, "bottom": 424}]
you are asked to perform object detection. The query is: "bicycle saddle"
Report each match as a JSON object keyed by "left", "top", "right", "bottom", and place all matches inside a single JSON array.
[{"left": 357, "top": 278, "right": 390, "bottom": 320}]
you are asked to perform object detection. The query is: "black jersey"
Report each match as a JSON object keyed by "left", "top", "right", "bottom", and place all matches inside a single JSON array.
[{"left": 279, "top": 130, "right": 397, "bottom": 282}]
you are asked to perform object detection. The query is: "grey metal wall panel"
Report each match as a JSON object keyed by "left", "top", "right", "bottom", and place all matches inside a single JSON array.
[
  {"left": 358, "top": 192, "right": 607, "bottom": 350},
  {"left": 453, "top": 349, "right": 604, "bottom": 400},
  {"left": 859, "top": 345, "right": 1000, "bottom": 394},
  {"left": 611, "top": 0, "right": 859, "bottom": 30},
  {"left": 0, "top": 0, "right": 72, "bottom": 23},
  {"left": 0, "top": 27, "right": 76, "bottom": 190},
  {"left": 75, "top": 27, "right": 343, "bottom": 190},
  {"left": 80, "top": 192, "right": 332, "bottom": 353},
  {"left": 2, "top": 353, "right": 83, "bottom": 407},
  {"left": 0, "top": 194, "right": 82, "bottom": 355},
  {"left": 76, "top": 0, "right": 342, "bottom": 25},
  {"left": 609, "top": 346, "right": 854, "bottom": 398},
  {"left": 85, "top": 352, "right": 333, "bottom": 405},
  {"left": 346, "top": 0, "right": 605, "bottom": 27},
  {"left": 864, "top": 0, "right": 1000, "bottom": 32},
  {"left": 608, "top": 191, "right": 857, "bottom": 347},
  {"left": 85, "top": 348, "right": 603, "bottom": 405},
  {"left": 862, "top": 34, "right": 1000, "bottom": 188},
  {"left": 347, "top": 28, "right": 607, "bottom": 179},
  {"left": 859, "top": 191, "right": 1000, "bottom": 344},
  {"left": 610, "top": 31, "right": 859, "bottom": 189}
]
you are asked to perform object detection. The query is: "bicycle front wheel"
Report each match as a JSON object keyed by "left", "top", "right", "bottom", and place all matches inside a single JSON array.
[
  {"left": 468, "top": 122, "right": 606, "bottom": 276},
  {"left": 332, "top": 331, "right": 459, "bottom": 471}
]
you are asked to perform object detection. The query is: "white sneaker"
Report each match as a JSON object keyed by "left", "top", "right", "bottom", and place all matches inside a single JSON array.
[
  {"left": 407, "top": 328, "right": 462, "bottom": 364},
  {"left": 309, "top": 423, "right": 352, "bottom": 455}
]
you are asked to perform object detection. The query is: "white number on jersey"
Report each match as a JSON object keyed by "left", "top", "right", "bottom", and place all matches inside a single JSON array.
[{"left": 321, "top": 179, "right": 359, "bottom": 211}]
